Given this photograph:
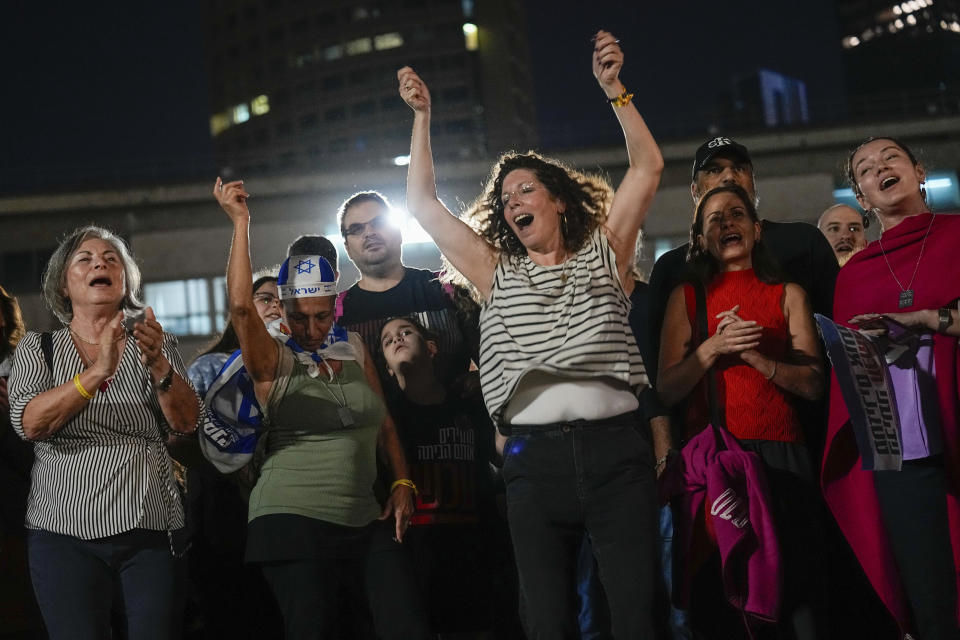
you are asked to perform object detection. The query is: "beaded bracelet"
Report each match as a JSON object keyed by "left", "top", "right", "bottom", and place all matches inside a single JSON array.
[
  {"left": 390, "top": 478, "right": 419, "bottom": 496},
  {"left": 73, "top": 373, "right": 95, "bottom": 400}
]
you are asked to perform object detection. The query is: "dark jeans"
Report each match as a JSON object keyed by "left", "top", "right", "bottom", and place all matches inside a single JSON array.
[
  {"left": 875, "top": 456, "right": 960, "bottom": 640},
  {"left": 261, "top": 522, "right": 431, "bottom": 640},
  {"left": 28, "top": 528, "right": 183, "bottom": 640},
  {"left": 503, "top": 412, "right": 656, "bottom": 639}
]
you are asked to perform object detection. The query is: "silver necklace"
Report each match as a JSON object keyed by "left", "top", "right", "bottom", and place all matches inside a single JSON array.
[
  {"left": 878, "top": 213, "right": 935, "bottom": 309},
  {"left": 317, "top": 366, "right": 354, "bottom": 428}
]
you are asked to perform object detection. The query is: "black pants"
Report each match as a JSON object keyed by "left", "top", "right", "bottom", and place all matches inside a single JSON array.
[
  {"left": 260, "top": 522, "right": 430, "bottom": 640},
  {"left": 875, "top": 456, "right": 960, "bottom": 640},
  {"left": 502, "top": 412, "right": 656, "bottom": 639}
]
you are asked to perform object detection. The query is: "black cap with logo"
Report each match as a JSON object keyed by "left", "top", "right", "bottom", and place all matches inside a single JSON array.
[{"left": 692, "top": 136, "right": 752, "bottom": 179}]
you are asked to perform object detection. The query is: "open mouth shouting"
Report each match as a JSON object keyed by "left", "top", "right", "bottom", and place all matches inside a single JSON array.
[
  {"left": 834, "top": 240, "right": 853, "bottom": 254},
  {"left": 513, "top": 213, "right": 534, "bottom": 229},
  {"left": 89, "top": 276, "right": 113, "bottom": 287},
  {"left": 879, "top": 176, "right": 900, "bottom": 191},
  {"left": 720, "top": 232, "right": 742, "bottom": 247}
]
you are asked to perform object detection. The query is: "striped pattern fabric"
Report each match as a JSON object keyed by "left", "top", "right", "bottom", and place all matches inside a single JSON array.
[
  {"left": 9, "top": 329, "right": 188, "bottom": 539},
  {"left": 479, "top": 230, "right": 648, "bottom": 426}
]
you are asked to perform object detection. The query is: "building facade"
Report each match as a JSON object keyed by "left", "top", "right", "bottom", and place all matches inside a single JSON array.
[{"left": 201, "top": 0, "right": 538, "bottom": 178}]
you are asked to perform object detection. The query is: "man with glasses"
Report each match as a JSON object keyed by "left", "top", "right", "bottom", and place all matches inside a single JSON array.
[{"left": 335, "top": 191, "right": 479, "bottom": 393}]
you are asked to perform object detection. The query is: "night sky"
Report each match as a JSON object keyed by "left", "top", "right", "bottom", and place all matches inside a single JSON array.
[{"left": 1, "top": 0, "right": 846, "bottom": 195}]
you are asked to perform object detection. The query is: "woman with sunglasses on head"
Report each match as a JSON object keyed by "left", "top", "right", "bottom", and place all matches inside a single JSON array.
[
  {"left": 400, "top": 30, "right": 663, "bottom": 637},
  {"left": 822, "top": 137, "right": 960, "bottom": 639}
]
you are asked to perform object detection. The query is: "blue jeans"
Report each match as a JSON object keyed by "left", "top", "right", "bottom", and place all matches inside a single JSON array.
[
  {"left": 28, "top": 528, "right": 183, "bottom": 640},
  {"left": 503, "top": 412, "right": 656, "bottom": 639}
]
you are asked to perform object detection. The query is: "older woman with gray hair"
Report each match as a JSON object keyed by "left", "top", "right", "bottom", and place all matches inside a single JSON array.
[{"left": 8, "top": 225, "right": 199, "bottom": 640}]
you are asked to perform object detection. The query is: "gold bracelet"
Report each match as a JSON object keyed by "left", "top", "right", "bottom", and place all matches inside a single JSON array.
[
  {"left": 608, "top": 88, "right": 634, "bottom": 108},
  {"left": 73, "top": 373, "right": 95, "bottom": 400},
  {"left": 390, "top": 478, "right": 418, "bottom": 496}
]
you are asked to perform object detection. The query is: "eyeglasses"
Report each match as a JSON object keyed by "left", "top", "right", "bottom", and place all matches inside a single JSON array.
[
  {"left": 343, "top": 214, "right": 389, "bottom": 238},
  {"left": 501, "top": 182, "right": 538, "bottom": 206},
  {"left": 253, "top": 293, "right": 280, "bottom": 306}
]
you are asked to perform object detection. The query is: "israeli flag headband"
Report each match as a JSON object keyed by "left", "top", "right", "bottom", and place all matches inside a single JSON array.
[{"left": 278, "top": 254, "right": 338, "bottom": 299}]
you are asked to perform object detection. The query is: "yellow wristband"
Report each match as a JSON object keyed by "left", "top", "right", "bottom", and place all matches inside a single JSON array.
[
  {"left": 608, "top": 87, "right": 634, "bottom": 108},
  {"left": 73, "top": 373, "right": 95, "bottom": 400},
  {"left": 390, "top": 478, "right": 418, "bottom": 496}
]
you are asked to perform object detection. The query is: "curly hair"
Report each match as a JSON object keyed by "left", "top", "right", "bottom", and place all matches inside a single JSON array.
[
  {"left": 461, "top": 151, "right": 614, "bottom": 261},
  {"left": 0, "top": 284, "right": 26, "bottom": 362},
  {"left": 686, "top": 185, "right": 781, "bottom": 285}
]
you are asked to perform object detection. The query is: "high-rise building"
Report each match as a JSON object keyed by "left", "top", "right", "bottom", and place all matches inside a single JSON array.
[
  {"left": 200, "top": 0, "right": 537, "bottom": 177},
  {"left": 836, "top": 0, "right": 960, "bottom": 112}
]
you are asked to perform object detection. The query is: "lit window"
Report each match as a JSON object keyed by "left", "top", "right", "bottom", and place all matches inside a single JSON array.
[
  {"left": 374, "top": 32, "right": 404, "bottom": 50},
  {"left": 346, "top": 37, "right": 372, "bottom": 55},
  {"left": 324, "top": 44, "right": 344, "bottom": 61},
  {"left": 462, "top": 23, "right": 478, "bottom": 51},
  {"left": 251, "top": 94, "right": 270, "bottom": 116},
  {"left": 210, "top": 112, "right": 231, "bottom": 136},
  {"left": 145, "top": 279, "right": 213, "bottom": 336},
  {"left": 233, "top": 103, "right": 250, "bottom": 125}
]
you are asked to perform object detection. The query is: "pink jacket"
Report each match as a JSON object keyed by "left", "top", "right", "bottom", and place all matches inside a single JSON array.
[{"left": 664, "top": 426, "right": 782, "bottom": 622}]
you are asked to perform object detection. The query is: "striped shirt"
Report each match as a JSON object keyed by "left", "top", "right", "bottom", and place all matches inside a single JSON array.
[
  {"left": 9, "top": 329, "right": 188, "bottom": 539},
  {"left": 479, "top": 229, "right": 648, "bottom": 426}
]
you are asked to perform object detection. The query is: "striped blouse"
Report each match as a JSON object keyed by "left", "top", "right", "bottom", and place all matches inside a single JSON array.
[
  {"left": 478, "top": 229, "right": 648, "bottom": 426},
  {"left": 9, "top": 329, "right": 188, "bottom": 539}
]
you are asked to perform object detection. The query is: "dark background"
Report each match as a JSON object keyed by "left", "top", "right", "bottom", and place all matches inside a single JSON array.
[{"left": 1, "top": 0, "right": 846, "bottom": 194}]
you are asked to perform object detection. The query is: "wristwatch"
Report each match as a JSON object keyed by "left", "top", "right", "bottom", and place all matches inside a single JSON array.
[
  {"left": 156, "top": 365, "right": 174, "bottom": 392},
  {"left": 937, "top": 307, "right": 953, "bottom": 334}
]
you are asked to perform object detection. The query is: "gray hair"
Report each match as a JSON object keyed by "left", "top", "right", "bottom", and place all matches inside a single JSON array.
[{"left": 43, "top": 225, "right": 144, "bottom": 323}]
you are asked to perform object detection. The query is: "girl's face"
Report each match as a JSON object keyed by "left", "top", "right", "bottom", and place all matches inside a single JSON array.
[
  {"left": 851, "top": 139, "right": 925, "bottom": 213},
  {"left": 253, "top": 280, "right": 281, "bottom": 324}
]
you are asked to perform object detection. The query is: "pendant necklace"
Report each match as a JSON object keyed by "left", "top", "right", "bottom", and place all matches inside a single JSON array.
[
  {"left": 878, "top": 213, "right": 935, "bottom": 309},
  {"left": 317, "top": 359, "right": 354, "bottom": 428}
]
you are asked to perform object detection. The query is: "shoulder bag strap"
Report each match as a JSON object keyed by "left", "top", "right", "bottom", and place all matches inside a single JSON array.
[
  {"left": 40, "top": 332, "right": 53, "bottom": 372},
  {"left": 693, "top": 281, "right": 726, "bottom": 449}
]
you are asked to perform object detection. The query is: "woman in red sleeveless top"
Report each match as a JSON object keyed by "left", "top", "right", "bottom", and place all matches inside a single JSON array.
[{"left": 659, "top": 184, "right": 827, "bottom": 639}]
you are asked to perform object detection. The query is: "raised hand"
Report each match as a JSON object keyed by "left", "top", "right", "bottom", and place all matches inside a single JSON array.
[
  {"left": 398, "top": 66, "right": 431, "bottom": 112},
  {"left": 592, "top": 30, "right": 624, "bottom": 97},
  {"left": 213, "top": 177, "right": 250, "bottom": 223}
]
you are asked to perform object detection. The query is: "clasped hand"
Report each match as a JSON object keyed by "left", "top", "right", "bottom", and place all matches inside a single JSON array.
[{"left": 710, "top": 304, "right": 763, "bottom": 357}]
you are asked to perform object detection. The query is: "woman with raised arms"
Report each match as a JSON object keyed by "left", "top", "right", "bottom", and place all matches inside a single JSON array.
[{"left": 399, "top": 29, "right": 663, "bottom": 638}]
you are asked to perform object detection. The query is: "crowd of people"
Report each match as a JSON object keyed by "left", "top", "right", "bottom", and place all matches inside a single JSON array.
[{"left": 0, "top": 29, "right": 957, "bottom": 640}]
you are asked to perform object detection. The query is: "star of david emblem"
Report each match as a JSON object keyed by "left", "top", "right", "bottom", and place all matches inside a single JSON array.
[{"left": 295, "top": 259, "right": 315, "bottom": 274}]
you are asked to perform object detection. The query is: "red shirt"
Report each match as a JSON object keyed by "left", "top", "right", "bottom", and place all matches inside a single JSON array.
[{"left": 683, "top": 269, "right": 803, "bottom": 443}]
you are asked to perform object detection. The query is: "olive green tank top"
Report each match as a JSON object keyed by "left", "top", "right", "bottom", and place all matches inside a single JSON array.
[{"left": 247, "top": 334, "right": 385, "bottom": 527}]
